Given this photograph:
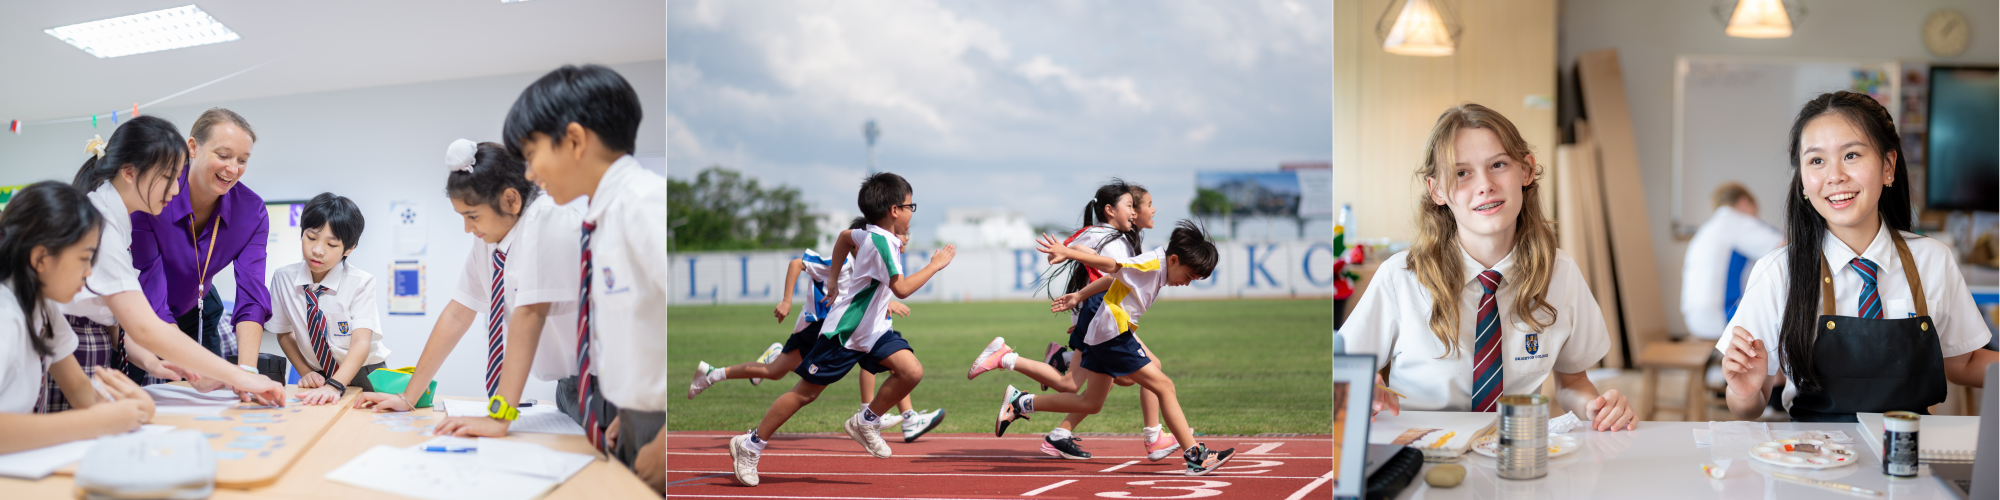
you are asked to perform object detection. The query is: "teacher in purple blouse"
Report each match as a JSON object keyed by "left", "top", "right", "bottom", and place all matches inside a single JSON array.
[{"left": 126, "top": 108, "right": 272, "bottom": 385}]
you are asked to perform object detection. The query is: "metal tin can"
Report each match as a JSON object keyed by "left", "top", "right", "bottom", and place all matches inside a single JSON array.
[
  {"left": 1882, "top": 411, "right": 1920, "bottom": 477},
  {"left": 1497, "top": 394, "right": 1549, "bottom": 480}
]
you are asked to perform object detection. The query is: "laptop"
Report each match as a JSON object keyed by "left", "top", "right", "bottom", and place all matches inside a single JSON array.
[
  {"left": 1932, "top": 362, "right": 1996, "bottom": 500},
  {"left": 1332, "top": 354, "right": 1376, "bottom": 500}
]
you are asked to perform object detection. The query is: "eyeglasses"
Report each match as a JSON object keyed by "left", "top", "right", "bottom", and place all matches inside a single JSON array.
[{"left": 895, "top": 203, "right": 918, "bottom": 213}]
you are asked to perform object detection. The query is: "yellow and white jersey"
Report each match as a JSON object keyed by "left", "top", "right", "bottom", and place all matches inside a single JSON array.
[{"left": 1086, "top": 249, "right": 1170, "bottom": 346}]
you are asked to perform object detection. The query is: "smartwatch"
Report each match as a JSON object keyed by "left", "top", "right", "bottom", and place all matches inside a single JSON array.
[
  {"left": 487, "top": 395, "right": 520, "bottom": 421},
  {"left": 324, "top": 377, "right": 346, "bottom": 395}
]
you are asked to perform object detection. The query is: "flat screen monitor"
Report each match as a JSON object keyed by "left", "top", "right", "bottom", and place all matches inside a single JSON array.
[{"left": 1926, "top": 66, "right": 1999, "bottom": 212}]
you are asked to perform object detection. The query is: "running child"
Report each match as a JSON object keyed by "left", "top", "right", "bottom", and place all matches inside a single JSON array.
[
  {"left": 970, "top": 220, "right": 1235, "bottom": 476},
  {"left": 727, "top": 172, "right": 957, "bottom": 487}
]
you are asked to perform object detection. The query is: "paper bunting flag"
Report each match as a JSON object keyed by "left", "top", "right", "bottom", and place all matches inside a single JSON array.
[
  {"left": 111, "top": 110, "right": 118, "bottom": 125},
  {"left": 7, "top": 121, "right": 17, "bottom": 134}
]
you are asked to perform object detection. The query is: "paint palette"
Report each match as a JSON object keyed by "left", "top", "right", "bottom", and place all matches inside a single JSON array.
[
  {"left": 1746, "top": 439, "right": 1859, "bottom": 469},
  {"left": 1471, "top": 433, "right": 1579, "bottom": 458}
]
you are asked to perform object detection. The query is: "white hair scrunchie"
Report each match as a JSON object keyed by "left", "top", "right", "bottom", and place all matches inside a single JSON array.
[
  {"left": 85, "top": 134, "right": 107, "bottom": 159},
  {"left": 444, "top": 139, "right": 479, "bottom": 173}
]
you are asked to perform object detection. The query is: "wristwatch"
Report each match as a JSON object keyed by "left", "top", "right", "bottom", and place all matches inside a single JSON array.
[
  {"left": 324, "top": 377, "right": 346, "bottom": 395},
  {"left": 487, "top": 395, "right": 520, "bottom": 421}
]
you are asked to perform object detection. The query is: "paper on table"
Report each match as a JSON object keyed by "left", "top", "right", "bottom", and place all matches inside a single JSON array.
[
  {"left": 510, "top": 405, "right": 585, "bottom": 435},
  {"left": 326, "top": 445, "right": 558, "bottom": 500},
  {"left": 1706, "top": 421, "right": 1770, "bottom": 460},
  {"left": 441, "top": 399, "right": 489, "bottom": 418},
  {"left": 0, "top": 425, "right": 174, "bottom": 479},
  {"left": 476, "top": 438, "right": 593, "bottom": 483},
  {"left": 142, "top": 384, "right": 240, "bottom": 416}
]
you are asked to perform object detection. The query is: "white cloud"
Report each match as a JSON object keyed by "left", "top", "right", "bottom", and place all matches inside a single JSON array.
[
  {"left": 1016, "top": 56, "right": 1150, "bottom": 111},
  {"left": 1184, "top": 123, "right": 1218, "bottom": 143}
]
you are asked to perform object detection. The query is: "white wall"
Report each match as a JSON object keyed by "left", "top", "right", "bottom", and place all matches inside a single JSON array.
[
  {"left": 670, "top": 239, "right": 1341, "bottom": 306},
  {"left": 1560, "top": 0, "right": 1998, "bottom": 337},
  {"left": 0, "top": 60, "right": 666, "bottom": 402}
]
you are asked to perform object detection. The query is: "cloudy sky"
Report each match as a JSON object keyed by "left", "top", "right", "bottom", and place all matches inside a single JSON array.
[{"left": 667, "top": 0, "right": 1330, "bottom": 246}]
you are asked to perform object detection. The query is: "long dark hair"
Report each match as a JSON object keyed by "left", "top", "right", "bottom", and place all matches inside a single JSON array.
[
  {"left": 1778, "top": 91, "right": 1914, "bottom": 393},
  {"left": 73, "top": 115, "right": 188, "bottom": 197},
  {"left": 0, "top": 182, "right": 104, "bottom": 358},
  {"left": 1064, "top": 180, "right": 1141, "bottom": 294},
  {"left": 446, "top": 142, "right": 541, "bottom": 217}
]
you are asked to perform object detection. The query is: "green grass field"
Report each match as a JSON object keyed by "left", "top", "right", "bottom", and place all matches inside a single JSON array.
[{"left": 667, "top": 299, "right": 1331, "bottom": 436}]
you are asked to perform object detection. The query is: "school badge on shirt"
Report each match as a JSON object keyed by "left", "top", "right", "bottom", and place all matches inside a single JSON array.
[
  {"left": 337, "top": 321, "right": 349, "bottom": 335},
  {"left": 1524, "top": 333, "right": 1539, "bottom": 355}
]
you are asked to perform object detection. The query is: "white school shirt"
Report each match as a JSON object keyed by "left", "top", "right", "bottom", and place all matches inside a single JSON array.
[
  {"left": 1681, "top": 207, "right": 1785, "bottom": 339},
  {"left": 818, "top": 225, "right": 904, "bottom": 352},
  {"left": 1342, "top": 247, "right": 1611, "bottom": 411},
  {"left": 59, "top": 182, "right": 145, "bottom": 325},
  {"left": 1717, "top": 222, "right": 1992, "bottom": 410},
  {"left": 451, "top": 195, "right": 587, "bottom": 382},
  {"left": 0, "top": 283, "right": 79, "bottom": 413},
  {"left": 1067, "top": 226, "right": 1134, "bottom": 317},
  {"left": 264, "top": 261, "right": 390, "bottom": 371},
  {"left": 583, "top": 155, "right": 667, "bottom": 413},
  {"left": 1087, "top": 249, "right": 1170, "bottom": 346},
  {"left": 794, "top": 249, "right": 846, "bottom": 332}
]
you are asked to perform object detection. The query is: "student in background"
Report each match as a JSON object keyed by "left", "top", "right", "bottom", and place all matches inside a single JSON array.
[
  {"left": 0, "top": 181, "right": 157, "bottom": 455},
  {"left": 1340, "top": 104, "right": 1635, "bottom": 431},
  {"left": 488, "top": 64, "right": 665, "bottom": 493},
  {"left": 264, "top": 193, "right": 387, "bottom": 406},
  {"left": 356, "top": 139, "right": 589, "bottom": 435},
  {"left": 1682, "top": 182, "right": 1784, "bottom": 340},
  {"left": 61, "top": 116, "right": 285, "bottom": 409},
  {"left": 1720, "top": 91, "right": 1996, "bottom": 422}
]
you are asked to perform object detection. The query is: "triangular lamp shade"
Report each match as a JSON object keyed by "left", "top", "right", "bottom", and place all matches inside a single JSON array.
[
  {"left": 1726, "top": 0, "right": 1793, "bottom": 38},
  {"left": 1383, "top": 0, "right": 1454, "bottom": 56}
]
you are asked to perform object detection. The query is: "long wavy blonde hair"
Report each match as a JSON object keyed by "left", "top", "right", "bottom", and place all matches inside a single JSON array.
[{"left": 1407, "top": 103, "right": 1559, "bottom": 359}]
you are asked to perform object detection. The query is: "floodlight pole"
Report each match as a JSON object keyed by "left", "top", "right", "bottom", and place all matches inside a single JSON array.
[{"left": 864, "top": 119, "right": 881, "bottom": 176}]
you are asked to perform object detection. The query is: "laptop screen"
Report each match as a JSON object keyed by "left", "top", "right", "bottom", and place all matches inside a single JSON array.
[{"left": 1332, "top": 354, "right": 1376, "bottom": 499}]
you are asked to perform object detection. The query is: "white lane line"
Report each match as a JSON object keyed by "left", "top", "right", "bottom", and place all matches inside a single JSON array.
[
  {"left": 1099, "top": 460, "right": 1142, "bottom": 472},
  {"left": 1022, "top": 480, "right": 1077, "bottom": 496},
  {"left": 1282, "top": 469, "right": 1338, "bottom": 500}
]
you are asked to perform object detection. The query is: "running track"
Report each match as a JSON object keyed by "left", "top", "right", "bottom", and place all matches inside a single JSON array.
[{"left": 666, "top": 432, "right": 1335, "bottom": 499}]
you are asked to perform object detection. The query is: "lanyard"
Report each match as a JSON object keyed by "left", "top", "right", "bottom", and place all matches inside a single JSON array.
[{"left": 190, "top": 206, "right": 222, "bottom": 341}]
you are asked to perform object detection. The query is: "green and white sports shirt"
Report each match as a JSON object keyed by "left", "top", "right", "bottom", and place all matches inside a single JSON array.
[{"left": 817, "top": 224, "right": 905, "bottom": 351}]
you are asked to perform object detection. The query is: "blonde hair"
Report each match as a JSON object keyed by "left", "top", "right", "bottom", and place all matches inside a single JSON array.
[
  {"left": 1407, "top": 103, "right": 1558, "bottom": 359},
  {"left": 1711, "top": 182, "right": 1753, "bottom": 210}
]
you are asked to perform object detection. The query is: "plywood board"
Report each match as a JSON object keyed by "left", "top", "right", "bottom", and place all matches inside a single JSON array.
[
  {"left": 1557, "top": 121, "right": 1627, "bottom": 368},
  {"left": 1576, "top": 49, "right": 1671, "bottom": 353}
]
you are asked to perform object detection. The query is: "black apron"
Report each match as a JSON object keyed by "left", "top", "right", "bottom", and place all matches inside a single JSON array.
[{"left": 1788, "top": 231, "right": 1949, "bottom": 423}]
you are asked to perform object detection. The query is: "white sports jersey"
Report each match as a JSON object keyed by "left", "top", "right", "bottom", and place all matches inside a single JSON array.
[
  {"left": 1086, "top": 249, "right": 1171, "bottom": 346},
  {"left": 817, "top": 225, "right": 904, "bottom": 351}
]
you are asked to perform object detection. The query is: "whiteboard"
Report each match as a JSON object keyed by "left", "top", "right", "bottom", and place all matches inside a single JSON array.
[{"left": 1672, "top": 56, "right": 1901, "bottom": 237}]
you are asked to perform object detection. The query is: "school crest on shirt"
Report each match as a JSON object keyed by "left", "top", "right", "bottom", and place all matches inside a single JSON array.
[
  {"left": 602, "top": 267, "right": 631, "bottom": 295},
  {"left": 1524, "top": 333, "right": 1539, "bottom": 355},
  {"left": 337, "top": 321, "right": 349, "bottom": 335}
]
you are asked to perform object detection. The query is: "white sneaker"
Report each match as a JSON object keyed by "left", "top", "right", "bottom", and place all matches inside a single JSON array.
[
  {"left": 689, "top": 361, "right": 721, "bottom": 399},
  {"left": 876, "top": 408, "right": 904, "bottom": 430},
  {"left": 902, "top": 409, "right": 946, "bottom": 443},
  {"left": 845, "top": 409, "right": 894, "bottom": 458},
  {"left": 750, "top": 343, "right": 783, "bottom": 386},
  {"left": 728, "top": 433, "right": 761, "bottom": 486}
]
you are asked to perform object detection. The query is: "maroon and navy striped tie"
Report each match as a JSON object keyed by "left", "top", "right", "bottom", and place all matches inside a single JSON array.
[
  {"left": 1850, "top": 257, "right": 1883, "bottom": 319},
  {"left": 576, "top": 221, "right": 605, "bottom": 452},
  {"left": 1471, "top": 270, "right": 1505, "bottom": 412},
  {"left": 302, "top": 284, "right": 338, "bottom": 378},
  {"left": 485, "top": 250, "right": 508, "bottom": 397}
]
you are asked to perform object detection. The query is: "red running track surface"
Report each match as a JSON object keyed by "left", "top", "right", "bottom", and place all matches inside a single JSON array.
[{"left": 665, "top": 432, "right": 1335, "bottom": 499}]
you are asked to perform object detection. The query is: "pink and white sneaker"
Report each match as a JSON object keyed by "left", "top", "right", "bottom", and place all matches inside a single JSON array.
[
  {"left": 1146, "top": 432, "right": 1183, "bottom": 462},
  {"left": 968, "top": 337, "right": 1013, "bottom": 380}
]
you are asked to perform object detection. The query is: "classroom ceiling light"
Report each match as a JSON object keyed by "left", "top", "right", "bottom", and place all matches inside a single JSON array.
[
  {"left": 1716, "top": 0, "right": 1807, "bottom": 39},
  {"left": 45, "top": 5, "right": 241, "bottom": 59},
  {"left": 1377, "top": 0, "right": 1460, "bottom": 57}
]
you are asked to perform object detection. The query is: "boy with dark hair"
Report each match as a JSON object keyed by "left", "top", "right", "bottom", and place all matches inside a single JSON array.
[
  {"left": 265, "top": 193, "right": 389, "bottom": 407},
  {"left": 495, "top": 64, "right": 665, "bottom": 492},
  {"left": 726, "top": 172, "right": 957, "bottom": 487}
]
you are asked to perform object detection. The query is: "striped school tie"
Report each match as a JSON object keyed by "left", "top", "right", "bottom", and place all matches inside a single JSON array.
[
  {"left": 1471, "top": 270, "right": 1505, "bottom": 412},
  {"left": 302, "top": 284, "right": 338, "bottom": 377},
  {"left": 1850, "top": 257, "right": 1883, "bottom": 319},
  {"left": 575, "top": 221, "right": 605, "bottom": 452},
  {"left": 485, "top": 250, "right": 508, "bottom": 397}
]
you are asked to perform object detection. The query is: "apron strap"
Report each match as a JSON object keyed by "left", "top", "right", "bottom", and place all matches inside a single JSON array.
[
  {"left": 1887, "top": 230, "right": 1928, "bottom": 317},
  {"left": 1818, "top": 257, "right": 1836, "bottom": 315}
]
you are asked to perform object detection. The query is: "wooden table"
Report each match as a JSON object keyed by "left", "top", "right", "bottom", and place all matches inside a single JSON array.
[{"left": 0, "top": 390, "right": 654, "bottom": 499}]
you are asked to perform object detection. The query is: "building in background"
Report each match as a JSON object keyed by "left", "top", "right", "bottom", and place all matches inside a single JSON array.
[{"left": 936, "top": 207, "right": 1037, "bottom": 249}]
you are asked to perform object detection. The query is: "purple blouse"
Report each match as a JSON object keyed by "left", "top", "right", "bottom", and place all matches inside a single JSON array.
[{"left": 129, "top": 167, "right": 272, "bottom": 326}]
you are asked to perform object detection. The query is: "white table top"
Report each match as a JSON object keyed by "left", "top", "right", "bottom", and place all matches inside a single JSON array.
[{"left": 1392, "top": 422, "right": 1961, "bottom": 500}]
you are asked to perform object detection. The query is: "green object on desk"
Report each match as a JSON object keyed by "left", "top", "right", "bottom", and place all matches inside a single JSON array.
[{"left": 366, "top": 367, "right": 436, "bottom": 408}]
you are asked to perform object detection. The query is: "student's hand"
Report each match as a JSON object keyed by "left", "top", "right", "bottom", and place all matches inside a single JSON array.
[
  {"left": 93, "top": 399, "right": 152, "bottom": 434},
  {"left": 887, "top": 301, "right": 912, "bottom": 318},
  {"left": 606, "top": 415, "right": 622, "bottom": 451},
  {"left": 233, "top": 376, "right": 286, "bottom": 407},
  {"left": 1371, "top": 374, "right": 1401, "bottom": 418},
  {"left": 353, "top": 392, "right": 414, "bottom": 412},
  {"left": 140, "top": 359, "right": 188, "bottom": 383},
  {"left": 774, "top": 300, "right": 791, "bottom": 322},
  {"left": 299, "top": 385, "right": 341, "bottom": 405},
  {"left": 929, "top": 245, "right": 957, "bottom": 268},
  {"left": 1051, "top": 293, "right": 1083, "bottom": 313},
  {"left": 636, "top": 428, "right": 666, "bottom": 494},
  {"left": 1585, "top": 389, "right": 1637, "bottom": 431},
  {"left": 298, "top": 371, "right": 327, "bottom": 389},
  {"left": 188, "top": 375, "right": 228, "bottom": 393},
  {"left": 95, "top": 370, "right": 155, "bottom": 422},
  {"left": 1035, "top": 234, "right": 1072, "bottom": 259},
  {"left": 1721, "top": 326, "right": 1770, "bottom": 395},
  {"left": 434, "top": 416, "right": 510, "bottom": 438}
]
